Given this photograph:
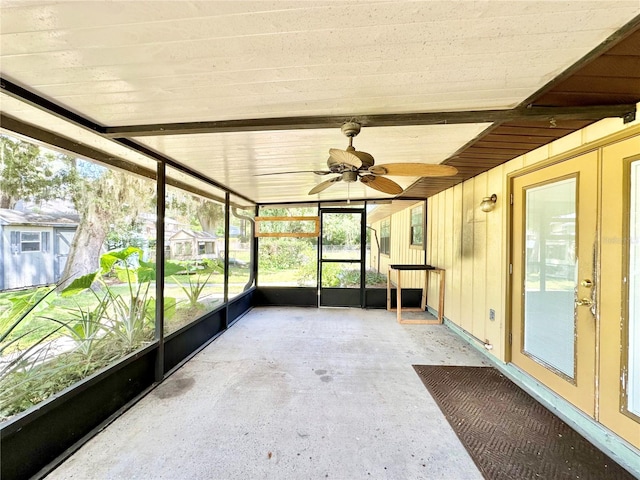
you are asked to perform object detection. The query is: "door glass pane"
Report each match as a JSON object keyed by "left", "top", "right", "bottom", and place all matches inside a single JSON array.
[
  {"left": 322, "top": 212, "right": 361, "bottom": 260},
  {"left": 524, "top": 178, "right": 576, "bottom": 378},
  {"left": 321, "top": 262, "right": 361, "bottom": 288},
  {"left": 628, "top": 161, "right": 640, "bottom": 415}
]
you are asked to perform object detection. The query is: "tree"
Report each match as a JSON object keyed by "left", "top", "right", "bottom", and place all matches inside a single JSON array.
[
  {"left": 1, "top": 135, "right": 230, "bottom": 288},
  {"left": 0, "top": 135, "right": 156, "bottom": 286},
  {"left": 196, "top": 198, "right": 225, "bottom": 235},
  {"left": 0, "top": 136, "right": 68, "bottom": 209},
  {"left": 166, "top": 189, "right": 225, "bottom": 235},
  {"left": 60, "top": 161, "right": 155, "bottom": 285}
]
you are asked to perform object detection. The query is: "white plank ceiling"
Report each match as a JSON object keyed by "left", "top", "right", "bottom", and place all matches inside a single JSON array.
[{"left": 1, "top": 1, "right": 639, "bottom": 203}]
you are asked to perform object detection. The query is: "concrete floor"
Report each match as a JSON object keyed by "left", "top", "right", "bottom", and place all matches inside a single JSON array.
[{"left": 46, "top": 307, "right": 490, "bottom": 480}]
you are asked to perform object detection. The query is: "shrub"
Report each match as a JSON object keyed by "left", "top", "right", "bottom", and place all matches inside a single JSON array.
[
  {"left": 259, "top": 238, "right": 315, "bottom": 270},
  {"left": 0, "top": 247, "right": 184, "bottom": 420}
]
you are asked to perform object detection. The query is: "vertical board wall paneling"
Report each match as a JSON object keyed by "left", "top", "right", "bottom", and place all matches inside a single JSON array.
[
  {"left": 390, "top": 210, "right": 403, "bottom": 285},
  {"left": 444, "top": 188, "right": 454, "bottom": 320},
  {"left": 426, "top": 196, "right": 433, "bottom": 269},
  {"left": 460, "top": 181, "right": 476, "bottom": 333},
  {"left": 432, "top": 191, "right": 446, "bottom": 310},
  {"left": 384, "top": 202, "right": 425, "bottom": 288},
  {"left": 450, "top": 183, "right": 464, "bottom": 326},
  {"left": 429, "top": 191, "right": 442, "bottom": 312},
  {"left": 472, "top": 173, "right": 488, "bottom": 342},
  {"left": 486, "top": 166, "right": 504, "bottom": 356},
  {"left": 549, "top": 130, "right": 583, "bottom": 159},
  {"left": 437, "top": 191, "right": 446, "bottom": 270},
  {"left": 426, "top": 194, "right": 440, "bottom": 304},
  {"left": 427, "top": 194, "right": 440, "bottom": 267},
  {"left": 524, "top": 143, "right": 551, "bottom": 167},
  {"left": 424, "top": 157, "right": 522, "bottom": 360},
  {"left": 406, "top": 202, "right": 423, "bottom": 286}
]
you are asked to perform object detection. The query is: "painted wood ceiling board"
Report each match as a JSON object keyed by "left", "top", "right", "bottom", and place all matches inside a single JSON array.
[
  {"left": 4, "top": 1, "right": 629, "bottom": 38},
  {"left": 2, "top": 1, "right": 638, "bottom": 126}
]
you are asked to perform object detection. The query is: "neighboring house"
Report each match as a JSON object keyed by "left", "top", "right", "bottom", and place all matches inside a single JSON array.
[
  {"left": 168, "top": 229, "right": 217, "bottom": 261},
  {"left": 0, "top": 208, "right": 79, "bottom": 290},
  {"left": 139, "top": 212, "right": 182, "bottom": 245}
]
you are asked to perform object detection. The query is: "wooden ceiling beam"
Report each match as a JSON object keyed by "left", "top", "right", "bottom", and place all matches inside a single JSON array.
[{"left": 99, "top": 104, "right": 637, "bottom": 138}]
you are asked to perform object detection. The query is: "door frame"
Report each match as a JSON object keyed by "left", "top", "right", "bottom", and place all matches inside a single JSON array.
[
  {"left": 507, "top": 146, "right": 600, "bottom": 364},
  {"left": 506, "top": 127, "right": 640, "bottom": 362},
  {"left": 508, "top": 151, "right": 598, "bottom": 415},
  {"left": 318, "top": 207, "right": 366, "bottom": 307},
  {"left": 497, "top": 128, "right": 640, "bottom": 466}
]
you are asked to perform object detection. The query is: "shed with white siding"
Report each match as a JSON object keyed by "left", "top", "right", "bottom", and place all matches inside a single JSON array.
[{"left": 0, "top": 208, "right": 78, "bottom": 290}]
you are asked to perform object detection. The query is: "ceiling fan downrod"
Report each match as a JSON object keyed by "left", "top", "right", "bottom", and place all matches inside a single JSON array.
[{"left": 342, "top": 122, "right": 361, "bottom": 152}]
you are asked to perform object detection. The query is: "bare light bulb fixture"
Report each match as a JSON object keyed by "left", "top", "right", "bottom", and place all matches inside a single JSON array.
[{"left": 480, "top": 194, "right": 497, "bottom": 212}]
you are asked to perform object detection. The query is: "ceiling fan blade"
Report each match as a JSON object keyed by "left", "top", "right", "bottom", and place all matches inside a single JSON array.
[
  {"left": 368, "top": 163, "right": 458, "bottom": 177},
  {"left": 254, "top": 170, "right": 331, "bottom": 176},
  {"left": 309, "top": 176, "right": 341, "bottom": 195},
  {"left": 351, "top": 150, "right": 375, "bottom": 166},
  {"left": 360, "top": 175, "right": 403, "bottom": 195},
  {"left": 329, "top": 148, "right": 363, "bottom": 169}
]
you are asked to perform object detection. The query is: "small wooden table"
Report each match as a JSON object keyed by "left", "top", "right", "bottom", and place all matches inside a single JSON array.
[{"left": 387, "top": 264, "right": 445, "bottom": 325}]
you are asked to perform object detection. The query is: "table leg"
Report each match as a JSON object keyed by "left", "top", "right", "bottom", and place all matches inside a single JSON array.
[
  {"left": 396, "top": 270, "right": 402, "bottom": 323},
  {"left": 421, "top": 270, "right": 428, "bottom": 311},
  {"left": 386, "top": 266, "right": 391, "bottom": 311},
  {"left": 438, "top": 270, "right": 445, "bottom": 322}
]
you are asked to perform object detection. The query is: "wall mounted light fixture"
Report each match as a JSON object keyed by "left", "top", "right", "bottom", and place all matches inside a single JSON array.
[{"left": 480, "top": 194, "right": 497, "bottom": 212}]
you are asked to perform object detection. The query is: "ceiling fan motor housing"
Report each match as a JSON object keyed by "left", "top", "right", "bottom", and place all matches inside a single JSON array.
[
  {"left": 341, "top": 122, "right": 361, "bottom": 138},
  {"left": 342, "top": 171, "right": 358, "bottom": 182}
]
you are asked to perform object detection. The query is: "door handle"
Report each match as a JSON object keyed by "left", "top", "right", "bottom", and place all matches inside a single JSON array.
[{"left": 575, "top": 297, "right": 594, "bottom": 307}]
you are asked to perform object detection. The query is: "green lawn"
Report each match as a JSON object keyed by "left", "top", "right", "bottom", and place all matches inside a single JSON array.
[
  {"left": 0, "top": 264, "right": 257, "bottom": 353},
  {"left": 1, "top": 260, "right": 385, "bottom": 354}
]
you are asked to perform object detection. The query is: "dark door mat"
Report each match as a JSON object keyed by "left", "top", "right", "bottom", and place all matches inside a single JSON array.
[{"left": 413, "top": 365, "right": 636, "bottom": 480}]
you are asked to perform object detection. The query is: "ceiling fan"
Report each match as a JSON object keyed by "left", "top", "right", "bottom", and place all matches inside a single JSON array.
[{"left": 256, "top": 122, "right": 458, "bottom": 195}]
